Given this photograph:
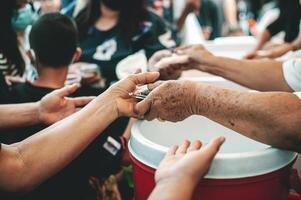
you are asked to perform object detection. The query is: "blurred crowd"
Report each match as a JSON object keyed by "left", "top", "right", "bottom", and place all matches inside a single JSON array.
[{"left": 0, "top": 0, "right": 301, "bottom": 200}]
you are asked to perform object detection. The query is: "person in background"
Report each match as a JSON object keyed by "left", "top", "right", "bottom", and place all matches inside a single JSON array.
[
  {"left": 148, "top": 137, "right": 225, "bottom": 200},
  {"left": 39, "top": 0, "right": 62, "bottom": 14},
  {"left": 0, "top": 71, "right": 11, "bottom": 104},
  {"left": 245, "top": 0, "right": 301, "bottom": 59},
  {"left": 1, "top": 13, "right": 132, "bottom": 200},
  {"left": 248, "top": 35, "right": 301, "bottom": 60},
  {"left": 0, "top": 0, "right": 27, "bottom": 80},
  {"left": 75, "top": 0, "right": 177, "bottom": 88},
  {"left": 148, "top": 0, "right": 200, "bottom": 44},
  {"left": 197, "top": 0, "right": 222, "bottom": 40},
  {"left": 138, "top": 44, "right": 301, "bottom": 153},
  {"left": 0, "top": 72, "right": 159, "bottom": 194}
]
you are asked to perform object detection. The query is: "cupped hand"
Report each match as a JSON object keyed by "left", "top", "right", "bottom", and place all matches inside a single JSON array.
[{"left": 155, "top": 137, "right": 225, "bottom": 186}]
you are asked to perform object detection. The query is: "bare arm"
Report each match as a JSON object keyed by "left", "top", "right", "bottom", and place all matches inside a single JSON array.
[
  {"left": 200, "top": 55, "right": 293, "bottom": 92},
  {"left": 136, "top": 80, "right": 301, "bottom": 153},
  {"left": 193, "top": 83, "right": 301, "bottom": 152},
  {"left": 0, "top": 72, "right": 159, "bottom": 193},
  {"left": 223, "top": 0, "right": 238, "bottom": 27},
  {"left": 176, "top": 0, "right": 200, "bottom": 31},
  {"left": 245, "top": 30, "right": 271, "bottom": 59},
  {"left": 0, "top": 103, "right": 40, "bottom": 129},
  {"left": 149, "top": 178, "right": 195, "bottom": 200},
  {"left": 0, "top": 96, "right": 116, "bottom": 192},
  {"left": 175, "top": 45, "right": 293, "bottom": 92},
  {"left": 0, "top": 84, "right": 94, "bottom": 129}
]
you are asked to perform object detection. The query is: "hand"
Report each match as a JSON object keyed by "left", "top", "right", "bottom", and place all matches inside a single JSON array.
[
  {"left": 148, "top": 50, "right": 183, "bottom": 80},
  {"left": 250, "top": 43, "right": 294, "bottom": 59},
  {"left": 155, "top": 137, "right": 225, "bottom": 187},
  {"left": 38, "top": 84, "right": 95, "bottom": 125},
  {"left": 103, "top": 72, "right": 160, "bottom": 118},
  {"left": 176, "top": 44, "right": 214, "bottom": 66},
  {"left": 135, "top": 80, "right": 198, "bottom": 122}
]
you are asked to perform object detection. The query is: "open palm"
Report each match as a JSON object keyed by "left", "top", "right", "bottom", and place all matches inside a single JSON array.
[{"left": 155, "top": 137, "right": 225, "bottom": 186}]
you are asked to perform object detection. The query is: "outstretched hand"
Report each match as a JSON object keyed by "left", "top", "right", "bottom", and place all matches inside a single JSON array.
[
  {"left": 155, "top": 137, "right": 225, "bottom": 186},
  {"left": 39, "top": 84, "right": 95, "bottom": 125}
]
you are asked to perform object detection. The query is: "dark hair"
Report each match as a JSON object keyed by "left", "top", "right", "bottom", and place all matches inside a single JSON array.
[
  {"left": 0, "top": 0, "right": 25, "bottom": 76},
  {"left": 29, "top": 13, "right": 79, "bottom": 67},
  {"left": 76, "top": 0, "right": 147, "bottom": 42}
]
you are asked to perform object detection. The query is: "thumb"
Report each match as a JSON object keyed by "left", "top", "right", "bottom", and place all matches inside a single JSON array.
[
  {"left": 201, "top": 136, "right": 225, "bottom": 161},
  {"left": 134, "top": 97, "right": 153, "bottom": 118},
  {"left": 147, "top": 81, "right": 164, "bottom": 91},
  {"left": 54, "top": 83, "right": 80, "bottom": 97}
]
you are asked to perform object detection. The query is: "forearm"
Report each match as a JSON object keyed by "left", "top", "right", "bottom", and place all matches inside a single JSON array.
[
  {"left": 148, "top": 178, "right": 196, "bottom": 200},
  {"left": 193, "top": 83, "right": 301, "bottom": 152},
  {"left": 0, "top": 103, "right": 40, "bottom": 129},
  {"left": 177, "top": 7, "right": 191, "bottom": 31},
  {"left": 223, "top": 0, "right": 238, "bottom": 27},
  {"left": 0, "top": 95, "right": 117, "bottom": 192},
  {"left": 200, "top": 55, "right": 293, "bottom": 92},
  {"left": 254, "top": 30, "right": 271, "bottom": 51}
]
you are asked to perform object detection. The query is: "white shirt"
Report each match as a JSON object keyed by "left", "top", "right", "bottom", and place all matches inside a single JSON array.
[{"left": 282, "top": 59, "right": 301, "bottom": 92}]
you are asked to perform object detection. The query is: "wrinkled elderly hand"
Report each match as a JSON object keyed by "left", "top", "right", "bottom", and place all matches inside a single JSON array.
[
  {"left": 39, "top": 84, "right": 95, "bottom": 125},
  {"left": 103, "top": 72, "right": 160, "bottom": 118},
  {"left": 135, "top": 80, "right": 198, "bottom": 122}
]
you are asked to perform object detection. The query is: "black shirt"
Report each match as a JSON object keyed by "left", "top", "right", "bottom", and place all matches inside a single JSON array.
[
  {"left": 267, "top": 0, "right": 301, "bottom": 42},
  {"left": 1, "top": 82, "right": 129, "bottom": 200},
  {"left": 79, "top": 11, "right": 178, "bottom": 87},
  {"left": 197, "top": 0, "right": 222, "bottom": 40},
  {"left": 0, "top": 72, "right": 10, "bottom": 104}
]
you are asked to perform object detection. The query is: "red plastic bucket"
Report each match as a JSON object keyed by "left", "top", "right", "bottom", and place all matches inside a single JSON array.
[{"left": 129, "top": 116, "right": 297, "bottom": 200}]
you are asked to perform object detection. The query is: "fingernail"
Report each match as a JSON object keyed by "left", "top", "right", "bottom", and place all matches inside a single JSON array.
[{"left": 219, "top": 136, "right": 226, "bottom": 143}]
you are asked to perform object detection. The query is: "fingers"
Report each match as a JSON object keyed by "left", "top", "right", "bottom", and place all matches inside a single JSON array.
[
  {"left": 154, "top": 55, "right": 190, "bottom": 69},
  {"left": 147, "top": 81, "right": 164, "bottom": 91},
  {"left": 128, "top": 72, "right": 160, "bottom": 86},
  {"left": 176, "top": 45, "right": 193, "bottom": 52},
  {"left": 201, "top": 136, "right": 225, "bottom": 160},
  {"left": 69, "top": 96, "right": 95, "bottom": 107},
  {"left": 134, "top": 96, "right": 153, "bottom": 118},
  {"left": 167, "top": 140, "right": 202, "bottom": 157},
  {"left": 149, "top": 50, "right": 173, "bottom": 68},
  {"left": 166, "top": 144, "right": 179, "bottom": 156},
  {"left": 176, "top": 140, "right": 191, "bottom": 154},
  {"left": 54, "top": 84, "right": 81, "bottom": 97},
  {"left": 134, "top": 68, "right": 142, "bottom": 74},
  {"left": 188, "top": 140, "right": 202, "bottom": 152}
]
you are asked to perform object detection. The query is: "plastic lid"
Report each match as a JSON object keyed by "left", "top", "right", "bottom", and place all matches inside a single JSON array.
[{"left": 129, "top": 116, "right": 297, "bottom": 179}]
